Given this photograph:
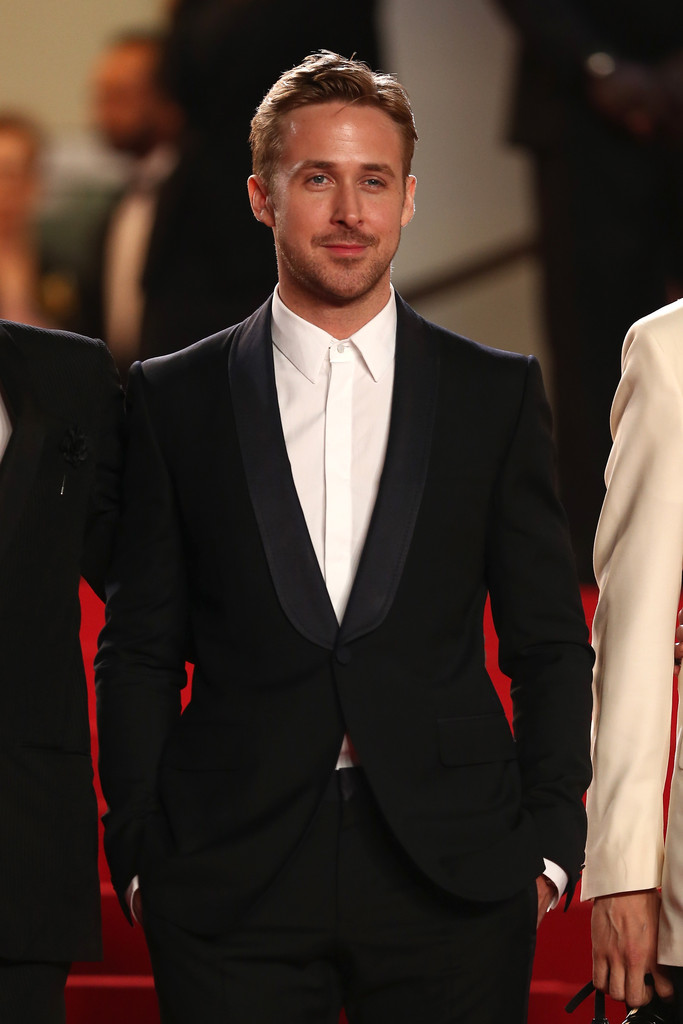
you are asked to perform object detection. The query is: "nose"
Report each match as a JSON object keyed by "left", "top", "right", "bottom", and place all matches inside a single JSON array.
[{"left": 333, "top": 182, "right": 362, "bottom": 228}]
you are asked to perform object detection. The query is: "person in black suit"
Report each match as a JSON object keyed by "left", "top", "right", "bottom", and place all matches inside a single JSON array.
[
  {"left": 82, "top": 3, "right": 381, "bottom": 382},
  {"left": 83, "top": 31, "right": 185, "bottom": 380},
  {"left": 95, "top": 51, "right": 594, "bottom": 1024},
  {"left": 493, "top": 0, "right": 683, "bottom": 581},
  {"left": 0, "top": 320, "right": 122, "bottom": 1022},
  {"left": 151, "top": 0, "right": 380, "bottom": 353}
]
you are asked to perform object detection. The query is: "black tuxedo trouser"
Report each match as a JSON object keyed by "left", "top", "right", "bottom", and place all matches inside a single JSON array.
[
  {"left": 0, "top": 960, "right": 70, "bottom": 1024},
  {"left": 142, "top": 770, "right": 537, "bottom": 1023},
  {"left": 667, "top": 968, "right": 683, "bottom": 1022}
]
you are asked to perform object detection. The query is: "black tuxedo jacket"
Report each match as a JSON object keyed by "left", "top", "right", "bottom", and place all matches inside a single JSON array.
[
  {"left": 96, "top": 294, "right": 594, "bottom": 935},
  {"left": 0, "top": 321, "right": 123, "bottom": 960}
]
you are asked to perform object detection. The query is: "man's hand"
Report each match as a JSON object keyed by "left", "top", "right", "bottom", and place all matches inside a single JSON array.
[
  {"left": 591, "top": 890, "right": 673, "bottom": 1006},
  {"left": 535, "top": 874, "right": 557, "bottom": 928},
  {"left": 587, "top": 61, "right": 668, "bottom": 140}
]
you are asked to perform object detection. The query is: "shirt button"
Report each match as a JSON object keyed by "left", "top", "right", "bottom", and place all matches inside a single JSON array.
[
  {"left": 335, "top": 645, "right": 352, "bottom": 665},
  {"left": 337, "top": 343, "right": 345, "bottom": 353}
]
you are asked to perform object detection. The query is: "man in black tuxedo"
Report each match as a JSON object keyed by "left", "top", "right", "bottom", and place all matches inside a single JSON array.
[
  {"left": 96, "top": 51, "right": 594, "bottom": 1023},
  {"left": 0, "top": 320, "right": 122, "bottom": 1022}
]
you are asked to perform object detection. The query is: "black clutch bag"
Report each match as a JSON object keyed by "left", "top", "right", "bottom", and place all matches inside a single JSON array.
[
  {"left": 623, "top": 996, "right": 676, "bottom": 1023},
  {"left": 566, "top": 978, "right": 676, "bottom": 1024}
]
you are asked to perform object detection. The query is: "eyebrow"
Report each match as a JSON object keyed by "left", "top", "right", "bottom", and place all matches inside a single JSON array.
[{"left": 293, "top": 159, "right": 398, "bottom": 179}]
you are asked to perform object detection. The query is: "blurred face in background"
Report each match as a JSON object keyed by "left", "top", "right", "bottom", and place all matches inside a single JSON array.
[
  {"left": 0, "top": 125, "right": 40, "bottom": 237},
  {"left": 92, "top": 41, "right": 178, "bottom": 157}
]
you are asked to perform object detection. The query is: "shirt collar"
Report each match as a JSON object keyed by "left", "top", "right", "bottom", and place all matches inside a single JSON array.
[{"left": 271, "top": 286, "right": 397, "bottom": 384}]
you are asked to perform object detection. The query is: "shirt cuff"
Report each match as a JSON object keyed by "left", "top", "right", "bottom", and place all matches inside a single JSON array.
[
  {"left": 542, "top": 858, "right": 568, "bottom": 910},
  {"left": 125, "top": 875, "right": 141, "bottom": 924}
]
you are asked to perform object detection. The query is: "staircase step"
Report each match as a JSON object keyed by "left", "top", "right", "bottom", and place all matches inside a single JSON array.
[
  {"left": 65, "top": 976, "right": 160, "bottom": 1024},
  {"left": 71, "top": 886, "right": 152, "bottom": 976},
  {"left": 64, "top": 975, "right": 617, "bottom": 1024},
  {"left": 528, "top": 981, "right": 625, "bottom": 1024}
]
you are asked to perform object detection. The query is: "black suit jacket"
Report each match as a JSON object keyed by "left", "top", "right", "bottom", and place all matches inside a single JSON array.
[
  {"left": 96, "top": 294, "right": 594, "bottom": 935},
  {"left": 0, "top": 321, "right": 123, "bottom": 960}
]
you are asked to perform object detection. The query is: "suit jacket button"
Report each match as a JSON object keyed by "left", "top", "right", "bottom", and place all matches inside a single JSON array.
[{"left": 335, "top": 645, "right": 351, "bottom": 665}]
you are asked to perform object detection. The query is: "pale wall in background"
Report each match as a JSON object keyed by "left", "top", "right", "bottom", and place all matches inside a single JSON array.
[
  {"left": 383, "top": 0, "right": 548, "bottom": 379},
  {"left": 1, "top": 0, "right": 161, "bottom": 130}
]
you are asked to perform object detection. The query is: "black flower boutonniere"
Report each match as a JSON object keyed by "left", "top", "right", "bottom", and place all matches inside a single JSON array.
[{"left": 59, "top": 425, "right": 89, "bottom": 496}]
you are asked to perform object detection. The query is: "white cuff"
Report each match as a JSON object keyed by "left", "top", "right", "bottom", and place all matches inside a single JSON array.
[
  {"left": 542, "top": 858, "right": 568, "bottom": 911},
  {"left": 125, "top": 875, "right": 141, "bottom": 923}
]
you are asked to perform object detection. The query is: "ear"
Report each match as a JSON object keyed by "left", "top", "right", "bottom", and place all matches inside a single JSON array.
[
  {"left": 401, "top": 175, "right": 417, "bottom": 227},
  {"left": 248, "top": 174, "right": 275, "bottom": 227}
]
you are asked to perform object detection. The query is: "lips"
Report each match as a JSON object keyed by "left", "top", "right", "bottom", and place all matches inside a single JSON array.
[
  {"left": 323, "top": 243, "right": 367, "bottom": 256},
  {"left": 316, "top": 233, "right": 377, "bottom": 258}
]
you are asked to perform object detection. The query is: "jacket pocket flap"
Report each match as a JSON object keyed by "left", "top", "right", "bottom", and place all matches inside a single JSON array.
[{"left": 437, "top": 713, "right": 516, "bottom": 766}]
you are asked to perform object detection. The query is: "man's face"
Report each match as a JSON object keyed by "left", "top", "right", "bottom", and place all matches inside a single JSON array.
[
  {"left": 250, "top": 102, "right": 416, "bottom": 317},
  {"left": 92, "top": 43, "right": 162, "bottom": 156}
]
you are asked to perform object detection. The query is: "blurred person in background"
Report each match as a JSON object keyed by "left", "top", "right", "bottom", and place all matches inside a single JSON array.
[
  {"left": 83, "top": 30, "right": 184, "bottom": 380},
  {"left": 84, "top": 5, "right": 381, "bottom": 385},
  {"left": 0, "top": 113, "right": 79, "bottom": 330},
  {"left": 138, "top": 0, "right": 381, "bottom": 360},
  {"left": 0, "top": 114, "right": 46, "bottom": 327},
  {"left": 493, "top": 0, "right": 683, "bottom": 582}
]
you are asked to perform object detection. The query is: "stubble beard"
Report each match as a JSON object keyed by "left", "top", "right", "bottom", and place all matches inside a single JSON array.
[{"left": 277, "top": 234, "right": 397, "bottom": 307}]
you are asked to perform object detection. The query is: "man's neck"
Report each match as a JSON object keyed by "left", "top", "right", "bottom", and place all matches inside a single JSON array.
[{"left": 276, "top": 283, "right": 393, "bottom": 340}]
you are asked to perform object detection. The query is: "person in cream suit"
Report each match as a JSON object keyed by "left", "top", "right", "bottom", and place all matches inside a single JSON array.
[{"left": 584, "top": 297, "right": 683, "bottom": 1014}]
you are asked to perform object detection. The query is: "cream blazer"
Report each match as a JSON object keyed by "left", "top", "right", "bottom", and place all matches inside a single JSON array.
[{"left": 583, "top": 298, "right": 683, "bottom": 966}]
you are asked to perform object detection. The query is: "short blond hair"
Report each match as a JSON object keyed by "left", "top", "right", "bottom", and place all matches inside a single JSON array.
[{"left": 250, "top": 50, "right": 417, "bottom": 188}]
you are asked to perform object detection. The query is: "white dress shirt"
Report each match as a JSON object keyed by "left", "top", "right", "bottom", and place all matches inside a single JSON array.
[
  {"left": 271, "top": 286, "right": 395, "bottom": 768},
  {"left": 271, "top": 286, "right": 395, "bottom": 622}
]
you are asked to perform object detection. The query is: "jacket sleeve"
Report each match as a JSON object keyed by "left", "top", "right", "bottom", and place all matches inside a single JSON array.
[
  {"left": 583, "top": 306, "right": 683, "bottom": 899},
  {"left": 95, "top": 361, "right": 188, "bottom": 915},
  {"left": 486, "top": 355, "right": 595, "bottom": 899}
]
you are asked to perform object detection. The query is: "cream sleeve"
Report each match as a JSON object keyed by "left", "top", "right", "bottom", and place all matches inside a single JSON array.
[{"left": 583, "top": 301, "right": 683, "bottom": 899}]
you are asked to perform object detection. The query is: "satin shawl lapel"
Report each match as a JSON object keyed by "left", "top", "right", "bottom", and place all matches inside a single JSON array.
[
  {"left": 229, "top": 295, "right": 439, "bottom": 649},
  {"left": 0, "top": 325, "right": 47, "bottom": 567},
  {"left": 340, "top": 295, "right": 439, "bottom": 643},
  {"left": 229, "top": 302, "right": 339, "bottom": 649}
]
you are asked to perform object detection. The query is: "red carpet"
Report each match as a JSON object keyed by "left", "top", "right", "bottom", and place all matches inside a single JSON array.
[{"left": 67, "top": 583, "right": 613, "bottom": 1023}]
